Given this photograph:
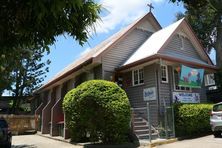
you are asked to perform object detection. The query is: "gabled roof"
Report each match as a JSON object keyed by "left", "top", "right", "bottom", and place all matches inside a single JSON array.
[
  {"left": 37, "top": 12, "right": 161, "bottom": 92},
  {"left": 122, "top": 18, "right": 215, "bottom": 69},
  {"left": 123, "top": 18, "right": 184, "bottom": 66}
]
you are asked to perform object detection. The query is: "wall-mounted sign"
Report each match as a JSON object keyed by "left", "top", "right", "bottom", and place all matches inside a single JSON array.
[
  {"left": 143, "top": 87, "right": 156, "bottom": 101},
  {"left": 179, "top": 65, "right": 204, "bottom": 88},
  {"left": 173, "top": 92, "right": 200, "bottom": 103}
]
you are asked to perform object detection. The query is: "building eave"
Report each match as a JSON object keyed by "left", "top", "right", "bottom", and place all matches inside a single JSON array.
[{"left": 117, "top": 54, "right": 218, "bottom": 72}]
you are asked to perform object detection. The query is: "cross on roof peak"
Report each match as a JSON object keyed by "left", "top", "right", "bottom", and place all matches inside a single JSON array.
[{"left": 147, "top": 3, "right": 154, "bottom": 12}]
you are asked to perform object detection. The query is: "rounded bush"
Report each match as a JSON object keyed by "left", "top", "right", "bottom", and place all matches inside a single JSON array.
[
  {"left": 63, "top": 80, "right": 131, "bottom": 144},
  {"left": 174, "top": 103, "right": 213, "bottom": 137}
]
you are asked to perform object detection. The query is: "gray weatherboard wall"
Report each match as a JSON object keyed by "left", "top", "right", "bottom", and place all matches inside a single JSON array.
[
  {"left": 122, "top": 63, "right": 159, "bottom": 126},
  {"left": 160, "top": 34, "right": 207, "bottom": 102},
  {"left": 102, "top": 28, "right": 153, "bottom": 80}
]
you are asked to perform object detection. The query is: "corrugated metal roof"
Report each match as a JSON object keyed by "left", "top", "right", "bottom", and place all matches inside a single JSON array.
[
  {"left": 38, "top": 13, "right": 156, "bottom": 91},
  {"left": 123, "top": 18, "right": 184, "bottom": 66}
]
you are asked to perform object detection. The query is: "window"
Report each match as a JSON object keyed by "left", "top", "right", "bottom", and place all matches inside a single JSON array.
[
  {"left": 132, "top": 68, "right": 144, "bottom": 86},
  {"left": 161, "top": 65, "right": 168, "bottom": 83},
  {"left": 178, "top": 34, "right": 187, "bottom": 50},
  {"left": 205, "top": 74, "right": 215, "bottom": 86},
  {"left": 179, "top": 35, "right": 184, "bottom": 50},
  {"left": 173, "top": 68, "right": 191, "bottom": 91}
]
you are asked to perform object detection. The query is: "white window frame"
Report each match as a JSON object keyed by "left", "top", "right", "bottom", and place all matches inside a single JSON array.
[
  {"left": 173, "top": 67, "right": 191, "bottom": 92},
  {"left": 204, "top": 74, "right": 215, "bottom": 86},
  {"left": 179, "top": 35, "right": 185, "bottom": 50},
  {"left": 161, "top": 65, "right": 168, "bottom": 83},
  {"left": 132, "top": 68, "right": 144, "bottom": 86}
]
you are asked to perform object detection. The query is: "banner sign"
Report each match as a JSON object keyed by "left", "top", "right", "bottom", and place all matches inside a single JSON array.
[
  {"left": 179, "top": 65, "right": 204, "bottom": 88},
  {"left": 143, "top": 87, "right": 156, "bottom": 101},
  {"left": 173, "top": 92, "right": 200, "bottom": 103}
]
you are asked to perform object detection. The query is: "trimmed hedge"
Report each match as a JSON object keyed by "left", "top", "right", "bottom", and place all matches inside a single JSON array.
[
  {"left": 174, "top": 103, "right": 213, "bottom": 137},
  {"left": 63, "top": 80, "right": 131, "bottom": 144}
]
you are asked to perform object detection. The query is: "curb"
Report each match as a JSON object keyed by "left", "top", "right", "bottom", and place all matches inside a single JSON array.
[
  {"left": 36, "top": 132, "right": 178, "bottom": 147},
  {"left": 149, "top": 138, "right": 178, "bottom": 147}
]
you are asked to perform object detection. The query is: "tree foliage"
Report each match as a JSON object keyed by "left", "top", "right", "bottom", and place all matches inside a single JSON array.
[
  {"left": 2, "top": 47, "right": 50, "bottom": 114},
  {"left": 63, "top": 80, "right": 131, "bottom": 144},
  {"left": 0, "top": 0, "right": 101, "bottom": 50},
  {"left": 0, "top": 0, "right": 101, "bottom": 99},
  {"left": 171, "top": 0, "right": 222, "bottom": 66}
]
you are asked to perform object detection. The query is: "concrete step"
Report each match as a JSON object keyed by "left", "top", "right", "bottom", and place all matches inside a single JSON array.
[
  {"left": 138, "top": 133, "right": 159, "bottom": 139},
  {"left": 133, "top": 117, "right": 143, "bottom": 122},
  {"left": 134, "top": 125, "right": 149, "bottom": 130},
  {"left": 134, "top": 121, "right": 147, "bottom": 126},
  {"left": 135, "top": 129, "right": 157, "bottom": 135},
  {"left": 135, "top": 129, "right": 149, "bottom": 135}
]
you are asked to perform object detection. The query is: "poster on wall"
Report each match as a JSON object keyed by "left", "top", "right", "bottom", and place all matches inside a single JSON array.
[
  {"left": 173, "top": 92, "right": 200, "bottom": 103},
  {"left": 179, "top": 65, "right": 204, "bottom": 88},
  {"left": 143, "top": 87, "right": 156, "bottom": 101}
]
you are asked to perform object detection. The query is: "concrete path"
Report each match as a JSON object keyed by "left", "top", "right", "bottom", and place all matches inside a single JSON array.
[
  {"left": 12, "top": 134, "right": 82, "bottom": 148},
  {"left": 156, "top": 135, "right": 222, "bottom": 148}
]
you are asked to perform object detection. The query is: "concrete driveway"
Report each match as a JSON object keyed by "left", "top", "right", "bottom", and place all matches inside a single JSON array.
[
  {"left": 12, "top": 134, "right": 82, "bottom": 148},
  {"left": 156, "top": 135, "right": 222, "bottom": 148}
]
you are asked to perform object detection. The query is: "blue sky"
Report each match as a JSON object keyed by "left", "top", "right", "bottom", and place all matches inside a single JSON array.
[{"left": 44, "top": 0, "right": 186, "bottom": 83}]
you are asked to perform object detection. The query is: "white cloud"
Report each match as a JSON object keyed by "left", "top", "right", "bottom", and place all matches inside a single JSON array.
[
  {"left": 83, "top": 0, "right": 164, "bottom": 56},
  {"left": 95, "top": 0, "right": 164, "bottom": 34}
]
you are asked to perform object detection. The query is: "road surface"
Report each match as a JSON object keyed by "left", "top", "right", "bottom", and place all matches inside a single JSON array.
[
  {"left": 12, "top": 134, "right": 82, "bottom": 148},
  {"left": 157, "top": 135, "right": 222, "bottom": 148}
]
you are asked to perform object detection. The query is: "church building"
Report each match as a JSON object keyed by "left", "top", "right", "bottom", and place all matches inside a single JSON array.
[{"left": 32, "top": 12, "right": 217, "bottom": 139}]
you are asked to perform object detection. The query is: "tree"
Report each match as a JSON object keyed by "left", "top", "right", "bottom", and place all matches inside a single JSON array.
[
  {"left": 0, "top": 0, "right": 101, "bottom": 94},
  {"left": 0, "top": 0, "right": 101, "bottom": 97},
  {"left": 170, "top": 0, "right": 222, "bottom": 67},
  {"left": 0, "top": 0, "right": 101, "bottom": 50},
  {"left": 9, "top": 47, "right": 50, "bottom": 114}
]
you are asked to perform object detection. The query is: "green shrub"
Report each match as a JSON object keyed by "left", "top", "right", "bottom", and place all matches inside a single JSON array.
[
  {"left": 63, "top": 80, "right": 131, "bottom": 144},
  {"left": 174, "top": 103, "right": 213, "bottom": 137}
]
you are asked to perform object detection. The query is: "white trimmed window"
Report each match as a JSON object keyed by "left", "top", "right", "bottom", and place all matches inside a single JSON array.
[
  {"left": 205, "top": 74, "right": 215, "bottom": 86},
  {"left": 173, "top": 68, "right": 191, "bottom": 91},
  {"left": 179, "top": 35, "right": 185, "bottom": 50},
  {"left": 132, "top": 68, "right": 144, "bottom": 86},
  {"left": 161, "top": 65, "right": 168, "bottom": 83}
]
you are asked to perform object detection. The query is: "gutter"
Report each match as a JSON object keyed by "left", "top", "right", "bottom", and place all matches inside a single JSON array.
[{"left": 117, "top": 54, "right": 218, "bottom": 72}]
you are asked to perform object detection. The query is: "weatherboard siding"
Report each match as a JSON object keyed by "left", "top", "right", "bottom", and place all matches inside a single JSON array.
[
  {"left": 122, "top": 64, "right": 159, "bottom": 126},
  {"left": 102, "top": 29, "right": 152, "bottom": 80},
  {"left": 161, "top": 34, "right": 204, "bottom": 62},
  {"left": 192, "top": 85, "right": 207, "bottom": 102},
  {"left": 159, "top": 66, "right": 173, "bottom": 108},
  {"left": 94, "top": 65, "right": 103, "bottom": 79}
]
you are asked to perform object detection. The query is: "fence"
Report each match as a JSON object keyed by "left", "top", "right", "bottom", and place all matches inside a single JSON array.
[{"left": 131, "top": 102, "right": 175, "bottom": 141}]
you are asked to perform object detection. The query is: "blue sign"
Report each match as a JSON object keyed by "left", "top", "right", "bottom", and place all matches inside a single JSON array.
[{"left": 143, "top": 87, "right": 156, "bottom": 101}]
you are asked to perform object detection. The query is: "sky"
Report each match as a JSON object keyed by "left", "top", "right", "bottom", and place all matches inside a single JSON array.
[{"left": 44, "top": 0, "right": 187, "bottom": 83}]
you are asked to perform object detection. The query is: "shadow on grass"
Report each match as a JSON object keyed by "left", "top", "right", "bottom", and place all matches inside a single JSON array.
[{"left": 12, "top": 144, "right": 37, "bottom": 148}]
